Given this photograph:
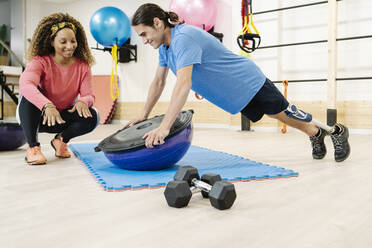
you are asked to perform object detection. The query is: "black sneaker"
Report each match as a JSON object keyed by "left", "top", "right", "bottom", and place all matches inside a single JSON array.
[
  {"left": 309, "top": 128, "right": 327, "bottom": 159},
  {"left": 330, "top": 123, "right": 350, "bottom": 162}
]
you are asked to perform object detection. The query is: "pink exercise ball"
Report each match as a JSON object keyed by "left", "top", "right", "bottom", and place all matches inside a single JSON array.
[{"left": 169, "top": 0, "right": 217, "bottom": 31}]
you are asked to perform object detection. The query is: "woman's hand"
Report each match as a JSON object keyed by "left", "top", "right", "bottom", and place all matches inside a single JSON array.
[
  {"left": 42, "top": 103, "right": 65, "bottom": 126},
  {"left": 143, "top": 127, "right": 170, "bottom": 148},
  {"left": 68, "top": 101, "right": 92, "bottom": 118}
]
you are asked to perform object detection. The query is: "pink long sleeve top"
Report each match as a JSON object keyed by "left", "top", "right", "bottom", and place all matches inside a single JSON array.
[{"left": 19, "top": 55, "right": 95, "bottom": 111}]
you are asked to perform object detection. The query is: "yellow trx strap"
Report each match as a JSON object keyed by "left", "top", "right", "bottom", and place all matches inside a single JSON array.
[
  {"left": 249, "top": 13, "right": 259, "bottom": 35},
  {"left": 110, "top": 45, "right": 119, "bottom": 100}
]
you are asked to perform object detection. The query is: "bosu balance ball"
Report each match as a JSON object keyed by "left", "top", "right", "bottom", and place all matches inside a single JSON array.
[
  {"left": 90, "top": 6, "right": 131, "bottom": 47},
  {"left": 95, "top": 110, "right": 194, "bottom": 170},
  {"left": 0, "top": 122, "right": 26, "bottom": 151}
]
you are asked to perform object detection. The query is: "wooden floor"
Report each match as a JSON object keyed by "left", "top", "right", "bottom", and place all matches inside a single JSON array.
[{"left": 1, "top": 124, "right": 371, "bottom": 248}]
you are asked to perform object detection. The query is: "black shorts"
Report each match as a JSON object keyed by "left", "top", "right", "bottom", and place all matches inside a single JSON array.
[{"left": 240, "top": 78, "right": 289, "bottom": 122}]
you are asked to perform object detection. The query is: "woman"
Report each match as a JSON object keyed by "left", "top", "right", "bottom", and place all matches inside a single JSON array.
[{"left": 18, "top": 13, "right": 99, "bottom": 165}]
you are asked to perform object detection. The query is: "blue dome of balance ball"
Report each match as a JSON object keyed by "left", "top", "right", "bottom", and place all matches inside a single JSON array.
[
  {"left": 0, "top": 122, "right": 26, "bottom": 151},
  {"left": 95, "top": 110, "right": 194, "bottom": 170}
]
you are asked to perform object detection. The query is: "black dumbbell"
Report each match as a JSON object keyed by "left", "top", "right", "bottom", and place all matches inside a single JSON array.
[
  {"left": 164, "top": 166, "right": 237, "bottom": 210},
  {"left": 174, "top": 166, "right": 236, "bottom": 209},
  {"left": 173, "top": 165, "right": 222, "bottom": 198}
]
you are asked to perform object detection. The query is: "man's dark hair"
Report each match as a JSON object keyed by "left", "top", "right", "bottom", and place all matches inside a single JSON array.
[{"left": 131, "top": 3, "right": 184, "bottom": 27}]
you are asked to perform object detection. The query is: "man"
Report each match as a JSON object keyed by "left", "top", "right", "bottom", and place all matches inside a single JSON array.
[{"left": 126, "top": 3, "right": 350, "bottom": 162}]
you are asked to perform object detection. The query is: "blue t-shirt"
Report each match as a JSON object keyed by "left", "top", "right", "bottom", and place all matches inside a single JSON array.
[{"left": 158, "top": 24, "right": 266, "bottom": 114}]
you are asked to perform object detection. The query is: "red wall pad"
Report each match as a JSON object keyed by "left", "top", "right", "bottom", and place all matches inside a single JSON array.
[{"left": 92, "top": 75, "right": 118, "bottom": 124}]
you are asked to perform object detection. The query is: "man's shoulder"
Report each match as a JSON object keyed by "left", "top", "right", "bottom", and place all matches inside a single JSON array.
[
  {"left": 175, "top": 24, "right": 200, "bottom": 33},
  {"left": 173, "top": 27, "right": 200, "bottom": 46},
  {"left": 174, "top": 24, "right": 202, "bottom": 38}
]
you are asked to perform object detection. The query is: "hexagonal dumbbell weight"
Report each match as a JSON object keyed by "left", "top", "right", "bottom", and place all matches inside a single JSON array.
[
  {"left": 164, "top": 165, "right": 237, "bottom": 210},
  {"left": 200, "top": 173, "right": 223, "bottom": 198},
  {"left": 163, "top": 180, "right": 192, "bottom": 208}
]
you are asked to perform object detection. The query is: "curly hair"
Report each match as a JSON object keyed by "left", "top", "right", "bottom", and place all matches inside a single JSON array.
[{"left": 26, "top": 13, "right": 95, "bottom": 65}]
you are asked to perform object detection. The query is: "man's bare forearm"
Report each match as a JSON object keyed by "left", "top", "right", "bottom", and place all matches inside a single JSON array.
[{"left": 160, "top": 78, "right": 191, "bottom": 130}]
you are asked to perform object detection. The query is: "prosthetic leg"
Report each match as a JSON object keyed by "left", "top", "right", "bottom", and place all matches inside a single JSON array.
[
  {"left": 284, "top": 104, "right": 350, "bottom": 162},
  {"left": 284, "top": 104, "right": 334, "bottom": 133}
]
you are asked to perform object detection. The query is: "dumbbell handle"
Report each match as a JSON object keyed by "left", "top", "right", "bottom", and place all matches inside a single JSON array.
[{"left": 191, "top": 178, "right": 212, "bottom": 192}]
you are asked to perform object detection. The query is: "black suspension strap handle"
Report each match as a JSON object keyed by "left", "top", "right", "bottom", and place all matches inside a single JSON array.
[
  {"left": 237, "top": 0, "right": 261, "bottom": 53},
  {"left": 237, "top": 33, "right": 261, "bottom": 53}
]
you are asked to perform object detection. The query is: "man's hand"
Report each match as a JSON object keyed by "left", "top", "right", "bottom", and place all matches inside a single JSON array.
[
  {"left": 42, "top": 104, "right": 65, "bottom": 126},
  {"left": 140, "top": 65, "right": 192, "bottom": 148},
  {"left": 68, "top": 101, "right": 92, "bottom": 118},
  {"left": 122, "top": 116, "right": 147, "bottom": 129},
  {"left": 143, "top": 127, "right": 170, "bottom": 148}
]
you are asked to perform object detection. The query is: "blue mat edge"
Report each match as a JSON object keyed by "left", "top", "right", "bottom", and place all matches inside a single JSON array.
[{"left": 69, "top": 143, "right": 299, "bottom": 191}]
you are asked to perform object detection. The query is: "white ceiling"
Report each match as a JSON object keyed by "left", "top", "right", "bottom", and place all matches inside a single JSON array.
[{"left": 42, "top": 0, "right": 79, "bottom": 3}]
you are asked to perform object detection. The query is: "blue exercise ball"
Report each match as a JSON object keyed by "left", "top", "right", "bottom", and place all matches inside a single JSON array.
[{"left": 90, "top": 6, "right": 131, "bottom": 47}]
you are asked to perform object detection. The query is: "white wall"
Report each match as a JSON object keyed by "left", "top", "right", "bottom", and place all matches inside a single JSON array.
[
  {"left": 0, "top": 0, "right": 11, "bottom": 27},
  {"left": 215, "top": 0, "right": 232, "bottom": 50},
  {"left": 10, "top": 0, "right": 26, "bottom": 66},
  {"left": 21, "top": 0, "right": 372, "bottom": 106},
  {"left": 250, "top": 0, "right": 372, "bottom": 101}
]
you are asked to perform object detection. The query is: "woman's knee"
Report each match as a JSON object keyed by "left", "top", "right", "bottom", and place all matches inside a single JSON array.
[
  {"left": 79, "top": 107, "right": 100, "bottom": 133},
  {"left": 90, "top": 107, "right": 100, "bottom": 128},
  {"left": 17, "top": 96, "right": 43, "bottom": 128}
]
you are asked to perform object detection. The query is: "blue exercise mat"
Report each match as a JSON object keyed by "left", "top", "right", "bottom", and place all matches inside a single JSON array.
[{"left": 69, "top": 143, "right": 298, "bottom": 191}]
